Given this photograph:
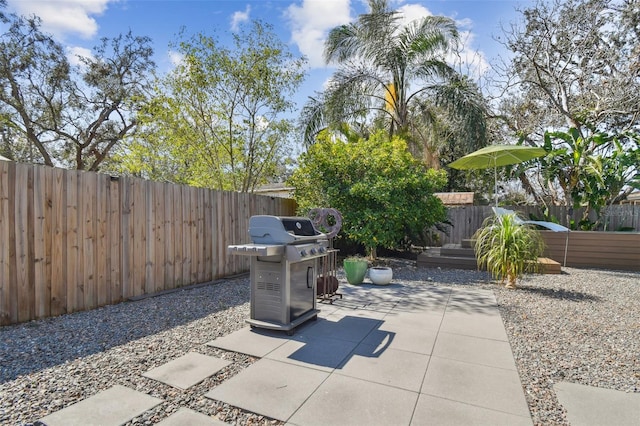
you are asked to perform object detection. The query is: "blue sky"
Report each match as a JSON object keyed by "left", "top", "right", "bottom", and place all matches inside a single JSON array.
[{"left": 5, "top": 0, "right": 532, "bottom": 111}]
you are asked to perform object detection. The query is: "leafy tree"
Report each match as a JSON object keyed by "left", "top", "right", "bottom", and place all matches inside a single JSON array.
[
  {"left": 288, "top": 129, "right": 447, "bottom": 258},
  {"left": 491, "top": 0, "right": 640, "bottom": 208},
  {"left": 116, "top": 21, "right": 306, "bottom": 191},
  {"left": 301, "top": 0, "right": 487, "bottom": 168},
  {"left": 496, "top": 0, "right": 640, "bottom": 136},
  {"left": 0, "top": 12, "right": 155, "bottom": 170},
  {"left": 540, "top": 128, "right": 640, "bottom": 228}
]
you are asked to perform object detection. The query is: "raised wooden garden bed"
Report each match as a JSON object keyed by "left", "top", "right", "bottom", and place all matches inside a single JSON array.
[{"left": 540, "top": 231, "right": 640, "bottom": 271}]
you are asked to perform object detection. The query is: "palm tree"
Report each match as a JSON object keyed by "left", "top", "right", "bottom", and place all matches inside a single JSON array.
[{"left": 301, "top": 0, "right": 487, "bottom": 167}]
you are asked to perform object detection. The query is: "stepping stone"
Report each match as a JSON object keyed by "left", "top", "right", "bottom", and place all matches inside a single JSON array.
[
  {"left": 554, "top": 381, "right": 640, "bottom": 426},
  {"left": 143, "top": 352, "right": 231, "bottom": 390},
  {"left": 156, "top": 407, "right": 227, "bottom": 425},
  {"left": 206, "top": 326, "right": 289, "bottom": 357},
  {"left": 38, "top": 385, "right": 162, "bottom": 426}
]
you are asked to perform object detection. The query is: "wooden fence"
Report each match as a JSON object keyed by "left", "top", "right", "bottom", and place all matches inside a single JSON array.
[
  {"left": 0, "top": 161, "right": 296, "bottom": 325},
  {"left": 436, "top": 204, "right": 640, "bottom": 245}
]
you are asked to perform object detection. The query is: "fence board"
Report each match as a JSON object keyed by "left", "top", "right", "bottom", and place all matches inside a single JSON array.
[
  {"left": 33, "top": 166, "right": 49, "bottom": 319},
  {"left": 163, "top": 182, "right": 174, "bottom": 289},
  {"left": 65, "top": 171, "right": 78, "bottom": 314},
  {"left": 108, "top": 177, "right": 121, "bottom": 303},
  {"left": 0, "top": 161, "right": 10, "bottom": 324},
  {"left": 50, "top": 168, "right": 65, "bottom": 316},
  {"left": 145, "top": 181, "right": 155, "bottom": 295},
  {"left": 152, "top": 182, "right": 165, "bottom": 293},
  {"left": 120, "top": 177, "right": 133, "bottom": 299},
  {"left": 132, "top": 178, "right": 146, "bottom": 297},
  {"left": 15, "top": 165, "right": 33, "bottom": 322},
  {"left": 95, "top": 175, "right": 108, "bottom": 307},
  {"left": 173, "top": 184, "right": 184, "bottom": 287},
  {"left": 83, "top": 171, "right": 97, "bottom": 310}
]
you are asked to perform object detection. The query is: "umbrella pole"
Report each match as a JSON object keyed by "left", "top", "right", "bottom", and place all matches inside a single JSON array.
[
  {"left": 494, "top": 165, "right": 498, "bottom": 206},
  {"left": 563, "top": 230, "right": 569, "bottom": 267}
]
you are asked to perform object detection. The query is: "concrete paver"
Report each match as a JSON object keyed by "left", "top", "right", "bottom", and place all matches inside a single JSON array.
[
  {"left": 204, "top": 358, "right": 329, "bottom": 422},
  {"left": 432, "top": 332, "right": 517, "bottom": 370},
  {"left": 287, "top": 373, "right": 419, "bottom": 426},
  {"left": 554, "top": 381, "right": 640, "bottom": 426},
  {"left": 265, "top": 333, "right": 359, "bottom": 372},
  {"left": 335, "top": 342, "right": 430, "bottom": 392},
  {"left": 156, "top": 407, "right": 227, "bottom": 425},
  {"left": 421, "top": 356, "right": 531, "bottom": 417},
  {"left": 412, "top": 394, "right": 532, "bottom": 426},
  {"left": 38, "top": 385, "right": 162, "bottom": 426},
  {"left": 142, "top": 352, "right": 231, "bottom": 390}
]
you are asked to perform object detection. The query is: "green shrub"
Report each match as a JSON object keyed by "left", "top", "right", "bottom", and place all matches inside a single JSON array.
[
  {"left": 473, "top": 212, "right": 545, "bottom": 289},
  {"left": 289, "top": 129, "right": 447, "bottom": 258}
]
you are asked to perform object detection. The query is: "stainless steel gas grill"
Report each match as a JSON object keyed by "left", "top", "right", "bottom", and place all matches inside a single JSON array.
[{"left": 228, "top": 215, "right": 329, "bottom": 334}]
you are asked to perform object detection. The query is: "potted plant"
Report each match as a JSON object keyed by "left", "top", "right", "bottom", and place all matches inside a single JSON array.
[
  {"left": 368, "top": 266, "right": 393, "bottom": 285},
  {"left": 473, "top": 212, "right": 545, "bottom": 289},
  {"left": 343, "top": 256, "right": 369, "bottom": 285}
]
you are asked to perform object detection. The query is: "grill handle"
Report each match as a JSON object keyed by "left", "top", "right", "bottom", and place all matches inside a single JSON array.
[{"left": 307, "top": 266, "right": 313, "bottom": 289}]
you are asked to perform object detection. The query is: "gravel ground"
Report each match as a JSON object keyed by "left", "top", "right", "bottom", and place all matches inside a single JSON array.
[{"left": 0, "top": 261, "right": 638, "bottom": 425}]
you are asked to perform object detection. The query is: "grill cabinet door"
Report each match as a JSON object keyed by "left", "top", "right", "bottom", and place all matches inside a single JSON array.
[{"left": 289, "top": 259, "right": 316, "bottom": 321}]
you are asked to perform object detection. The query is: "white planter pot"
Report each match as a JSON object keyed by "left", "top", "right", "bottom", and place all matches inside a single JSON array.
[{"left": 369, "top": 267, "right": 393, "bottom": 285}]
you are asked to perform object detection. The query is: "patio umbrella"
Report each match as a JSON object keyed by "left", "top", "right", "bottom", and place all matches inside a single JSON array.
[
  {"left": 449, "top": 145, "right": 569, "bottom": 268},
  {"left": 447, "top": 145, "right": 546, "bottom": 206}
]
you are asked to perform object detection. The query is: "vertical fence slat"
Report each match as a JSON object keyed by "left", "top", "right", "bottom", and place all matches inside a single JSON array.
[
  {"left": 203, "top": 189, "right": 212, "bottom": 281},
  {"left": 108, "top": 177, "right": 121, "bottom": 303},
  {"left": 163, "top": 182, "right": 174, "bottom": 290},
  {"left": 95, "top": 175, "right": 108, "bottom": 307},
  {"left": 211, "top": 190, "right": 220, "bottom": 279},
  {"left": 145, "top": 181, "right": 155, "bottom": 295},
  {"left": 83, "top": 171, "right": 97, "bottom": 310},
  {"left": 50, "top": 168, "right": 65, "bottom": 316},
  {"left": 65, "top": 170, "right": 78, "bottom": 314},
  {"left": 16, "top": 164, "right": 34, "bottom": 322},
  {"left": 133, "top": 179, "right": 146, "bottom": 297},
  {"left": 33, "top": 166, "right": 49, "bottom": 319},
  {"left": 173, "top": 184, "right": 184, "bottom": 287},
  {"left": 0, "top": 161, "right": 11, "bottom": 325},
  {"left": 152, "top": 181, "right": 164, "bottom": 293},
  {"left": 120, "top": 177, "right": 133, "bottom": 299}
]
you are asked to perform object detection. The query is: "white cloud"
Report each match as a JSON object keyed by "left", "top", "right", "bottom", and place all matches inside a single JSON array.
[
  {"left": 231, "top": 5, "right": 251, "bottom": 32},
  {"left": 7, "top": 0, "right": 115, "bottom": 40},
  {"left": 398, "top": 4, "right": 490, "bottom": 79},
  {"left": 285, "top": 0, "right": 352, "bottom": 69},
  {"left": 66, "top": 46, "right": 93, "bottom": 66},
  {"left": 168, "top": 50, "right": 185, "bottom": 67},
  {"left": 397, "top": 3, "right": 432, "bottom": 24}
]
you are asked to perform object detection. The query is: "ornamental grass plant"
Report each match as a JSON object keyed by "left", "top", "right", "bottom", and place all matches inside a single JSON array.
[{"left": 473, "top": 212, "right": 545, "bottom": 289}]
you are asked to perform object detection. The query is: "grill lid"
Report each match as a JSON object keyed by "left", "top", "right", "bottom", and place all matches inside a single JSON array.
[{"left": 249, "top": 215, "right": 325, "bottom": 244}]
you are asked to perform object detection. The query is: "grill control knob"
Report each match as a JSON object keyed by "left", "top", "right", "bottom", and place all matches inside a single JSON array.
[
  {"left": 318, "top": 247, "right": 326, "bottom": 253},
  {"left": 310, "top": 248, "right": 317, "bottom": 255},
  {"left": 300, "top": 250, "right": 307, "bottom": 257}
]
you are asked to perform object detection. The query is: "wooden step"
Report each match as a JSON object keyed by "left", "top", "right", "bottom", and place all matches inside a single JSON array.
[
  {"left": 417, "top": 251, "right": 562, "bottom": 274},
  {"left": 440, "top": 244, "right": 475, "bottom": 258},
  {"left": 534, "top": 257, "right": 562, "bottom": 274},
  {"left": 461, "top": 239, "right": 476, "bottom": 249},
  {"left": 417, "top": 252, "right": 478, "bottom": 270}
]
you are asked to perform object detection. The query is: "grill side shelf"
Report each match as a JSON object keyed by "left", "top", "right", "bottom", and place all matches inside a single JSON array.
[{"left": 227, "top": 244, "right": 285, "bottom": 257}]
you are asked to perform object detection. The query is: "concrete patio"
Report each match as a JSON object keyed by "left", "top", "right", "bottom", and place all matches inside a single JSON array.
[{"left": 39, "top": 280, "right": 536, "bottom": 425}]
